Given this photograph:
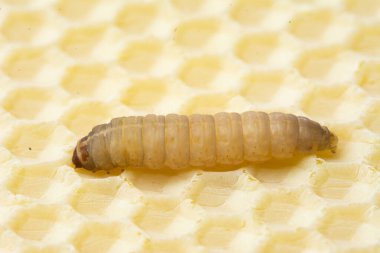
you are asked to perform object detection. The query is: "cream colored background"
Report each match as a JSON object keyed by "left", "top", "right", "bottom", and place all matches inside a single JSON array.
[{"left": 0, "top": 0, "right": 380, "bottom": 252}]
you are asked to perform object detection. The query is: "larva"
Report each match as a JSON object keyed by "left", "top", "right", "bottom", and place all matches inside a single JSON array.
[{"left": 72, "top": 112, "right": 338, "bottom": 171}]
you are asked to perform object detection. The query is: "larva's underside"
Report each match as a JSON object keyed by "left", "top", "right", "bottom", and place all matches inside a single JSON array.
[{"left": 72, "top": 112, "right": 338, "bottom": 171}]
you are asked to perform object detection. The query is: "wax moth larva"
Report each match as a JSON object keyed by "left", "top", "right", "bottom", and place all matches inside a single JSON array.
[{"left": 72, "top": 112, "right": 338, "bottom": 171}]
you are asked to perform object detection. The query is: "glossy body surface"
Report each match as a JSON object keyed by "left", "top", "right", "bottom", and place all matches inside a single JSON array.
[{"left": 73, "top": 112, "right": 338, "bottom": 171}]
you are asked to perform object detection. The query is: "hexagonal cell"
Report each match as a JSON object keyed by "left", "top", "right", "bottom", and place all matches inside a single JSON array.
[
  {"left": 235, "top": 33, "right": 279, "bottom": 64},
  {"left": 345, "top": 0, "right": 380, "bottom": 16},
  {"left": 115, "top": 3, "right": 157, "bottom": 34},
  {"left": 318, "top": 205, "right": 372, "bottom": 242},
  {"left": 179, "top": 56, "right": 221, "bottom": 88},
  {"left": 310, "top": 162, "right": 377, "bottom": 200},
  {"left": 127, "top": 170, "right": 194, "bottom": 195},
  {"left": 3, "top": 123, "right": 73, "bottom": 160},
  {"left": 61, "top": 64, "right": 107, "bottom": 96},
  {"left": 70, "top": 179, "right": 122, "bottom": 216},
  {"left": 128, "top": 173, "right": 171, "bottom": 194},
  {"left": 356, "top": 61, "right": 380, "bottom": 96},
  {"left": 260, "top": 230, "right": 328, "bottom": 253},
  {"left": 8, "top": 206, "right": 59, "bottom": 241},
  {"left": 2, "top": 87, "right": 53, "bottom": 119},
  {"left": 230, "top": 0, "right": 273, "bottom": 25},
  {"left": 288, "top": 10, "right": 333, "bottom": 40},
  {"left": 118, "top": 40, "right": 162, "bottom": 72},
  {"left": 60, "top": 25, "right": 106, "bottom": 58},
  {"left": 180, "top": 93, "right": 232, "bottom": 114},
  {"left": 197, "top": 217, "right": 245, "bottom": 249},
  {"left": 6, "top": 165, "right": 58, "bottom": 199},
  {"left": 2, "top": 47, "right": 46, "bottom": 81},
  {"left": 71, "top": 222, "right": 142, "bottom": 253},
  {"left": 295, "top": 46, "right": 349, "bottom": 81},
  {"left": 186, "top": 171, "right": 241, "bottom": 208},
  {"left": 240, "top": 71, "right": 285, "bottom": 103},
  {"left": 170, "top": 0, "right": 203, "bottom": 12},
  {"left": 301, "top": 85, "right": 367, "bottom": 122},
  {"left": 255, "top": 194, "right": 297, "bottom": 225},
  {"left": 174, "top": 18, "right": 219, "bottom": 48},
  {"left": 254, "top": 189, "right": 322, "bottom": 227},
  {"left": 61, "top": 102, "right": 111, "bottom": 136},
  {"left": 132, "top": 198, "right": 192, "bottom": 238},
  {"left": 351, "top": 24, "right": 380, "bottom": 56},
  {"left": 121, "top": 78, "right": 167, "bottom": 109},
  {"left": 363, "top": 101, "right": 380, "bottom": 134},
  {"left": 1, "top": 11, "right": 44, "bottom": 42},
  {"left": 56, "top": 0, "right": 99, "bottom": 19}
]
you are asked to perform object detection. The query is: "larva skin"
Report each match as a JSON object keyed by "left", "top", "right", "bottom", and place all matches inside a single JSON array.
[{"left": 72, "top": 112, "right": 338, "bottom": 171}]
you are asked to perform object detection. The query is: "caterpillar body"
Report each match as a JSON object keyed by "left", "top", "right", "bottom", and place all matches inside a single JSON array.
[{"left": 72, "top": 112, "right": 338, "bottom": 171}]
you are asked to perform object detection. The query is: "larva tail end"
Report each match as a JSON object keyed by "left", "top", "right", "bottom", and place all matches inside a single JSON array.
[{"left": 72, "top": 147, "right": 82, "bottom": 168}]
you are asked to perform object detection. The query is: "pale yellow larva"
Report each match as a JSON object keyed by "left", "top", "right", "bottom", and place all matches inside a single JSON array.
[{"left": 72, "top": 112, "right": 338, "bottom": 171}]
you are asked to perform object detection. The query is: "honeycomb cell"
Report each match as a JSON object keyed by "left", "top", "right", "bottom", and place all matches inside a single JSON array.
[
  {"left": 118, "top": 40, "right": 162, "bottom": 72},
  {"left": 230, "top": 0, "right": 273, "bottom": 25},
  {"left": 127, "top": 171, "right": 194, "bottom": 194},
  {"left": 310, "top": 163, "right": 377, "bottom": 200},
  {"left": 2, "top": 87, "right": 52, "bottom": 119},
  {"left": 70, "top": 179, "right": 122, "bottom": 216},
  {"left": 6, "top": 165, "right": 58, "bottom": 199},
  {"left": 356, "top": 61, "right": 380, "bottom": 96},
  {"left": 128, "top": 173, "right": 172, "bottom": 194},
  {"left": 288, "top": 10, "right": 333, "bottom": 40},
  {"left": 61, "top": 64, "right": 107, "bottom": 96},
  {"left": 187, "top": 171, "right": 240, "bottom": 208},
  {"left": 71, "top": 222, "right": 141, "bottom": 253},
  {"left": 295, "top": 46, "right": 346, "bottom": 81},
  {"left": 1, "top": 11, "right": 44, "bottom": 42},
  {"left": 260, "top": 230, "right": 328, "bottom": 253},
  {"left": 3, "top": 123, "right": 72, "bottom": 159},
  {"left": 60, "top": 25, "right": 106, "bottom": 58},
  {"left": 181, "top": 93, "right": 232, "bottom": 114},
  {"left": 235, "top": 33, "right": 278, "bottom": 64},
  {"left": 56, "top": 0, "right": 99, "bottom": 19},
  {"left": 121, "top": 78, "right": 167, "bottom": 109},
  {"left": 2, "top": 47, "right": 46, "bottom": 80},
  {"left": 351, "top": 24, "right": 380, "bottom": 56},
  {"left": 254, "top": 190, "right": 321, "bottom": 227},
  {"left": 345, "top": 0, "right": 380, "bottom": 16},
  {"left": 179, "top": 56, "right": 221, "bottom": 88},
  {"left": 197, "top": 217, "right": 245, "bottom": 248},
  {"left": 318, "top": 205, "right": 372, "bottom": 241},
  {"left": 132, "top": 198, "right": 191, "bottom": 237},
  {"left": 363, "top": 101, "right": 380, "bottom": 134},
  {"left": 240, "top": 71, "right": 285, "bottom": 103},
  {"left": 115, "top": 3, "right": 157, "bottom": 34},
  {"left": 170, "top": 0, "right": 203, "bottom": 12},
  {"left": 174, "top": 18, "right": 219, "bottom": 48},
  {"left": 8, "top": 206, "right": 59, "bottom": 241},
  {"left": 61, "top": 102, "right": 111, "bottom": 136},
  {"left": 301, "top": 86, "right": 366, "bottom": 122}
]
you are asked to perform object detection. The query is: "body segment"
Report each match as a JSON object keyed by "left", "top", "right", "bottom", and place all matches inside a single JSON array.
[{"left": 72, "top": 111, "right": 338, "bottom": 171}]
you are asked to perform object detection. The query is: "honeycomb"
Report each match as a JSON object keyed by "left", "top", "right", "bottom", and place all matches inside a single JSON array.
[{"left": 0, "top": 0, "right": 380, "bottom": 252}]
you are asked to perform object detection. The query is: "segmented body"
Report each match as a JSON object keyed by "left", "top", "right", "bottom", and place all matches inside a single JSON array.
[{"left": 72, "top": 112, "right": 338, "bottom": 171}]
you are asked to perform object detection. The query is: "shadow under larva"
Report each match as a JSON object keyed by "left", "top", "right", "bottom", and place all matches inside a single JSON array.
[{"left": 72, "top": 111, "right": 338, "bottom": 172}]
